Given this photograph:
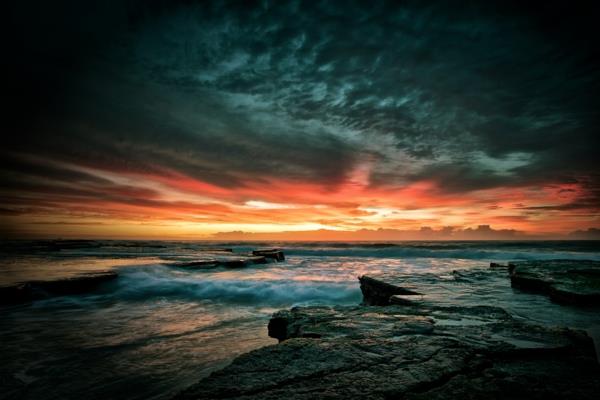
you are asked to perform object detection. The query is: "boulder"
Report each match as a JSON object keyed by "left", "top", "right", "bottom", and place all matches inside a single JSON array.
[
  {"left": 359, "top": 275, "right": 421, "bottom": 305},
  {"left": 177, "top": 304, "right": 600, "bottom": 400},
  {"left": 509, "top": 260, "right": 600, "bottom": 306}
]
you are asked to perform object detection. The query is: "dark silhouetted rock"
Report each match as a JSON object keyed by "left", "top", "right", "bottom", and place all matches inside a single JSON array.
[
  {"left": 177, "top": 304, "right": 600, "bottom": 400},
  {"left": 246, "top": 255, "right": 268, "bottom": 264},
  {"left": 198, "top": 248, "right": 233, "bottom": 252},
  {"left": 359, "top": 275, "right": 421, "bottom": 305},
  {"left": 0, "top": 271, "right": 118, "bottom": 305},
  {"left": 253, "top": 249, "right": 285, "bottom": 261},
  {"left": 489, "top": 262, "right": 508, "bottom": 269},
  {"left": 390, "top": 293, "right": 424, "bottom": 305},
  {"left": 219, "top": 256, "right": 268, "bottom": 268},
  {"left": 176, "top": 260, "right": 219, "bottom": 268},
  {"left": 171, "top": 249, "right": 282, "bottom": 269},
  {"left": 172, "top": 255, "right": 268, "bottom": 269},
  {"left": 509, "top": 260, "right": 600, "bottom": 306}
]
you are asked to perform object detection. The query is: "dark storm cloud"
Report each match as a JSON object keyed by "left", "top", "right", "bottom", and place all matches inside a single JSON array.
[
  {"left": 4, "top": 1, "right": 600, "bottom": 200},
  {"left": 1, "top": 154, "right": 112, "bottom": 186}
]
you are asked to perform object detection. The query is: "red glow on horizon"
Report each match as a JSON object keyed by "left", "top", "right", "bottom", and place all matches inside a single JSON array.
[{"left": 2, "top": 162, "right": 598, "bottom": 240}]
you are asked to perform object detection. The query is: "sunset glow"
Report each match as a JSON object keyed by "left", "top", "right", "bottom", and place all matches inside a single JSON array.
[
  {"left": 2, "top": 157, "right": 597, "bottom": 239},
  {"left": 3, "top": 1, "right": 599, "bottom": 240}
]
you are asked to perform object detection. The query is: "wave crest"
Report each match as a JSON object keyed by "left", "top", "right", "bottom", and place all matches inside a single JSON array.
[{"left": 114, "top": 266, "right": 361, "bottom": 306}]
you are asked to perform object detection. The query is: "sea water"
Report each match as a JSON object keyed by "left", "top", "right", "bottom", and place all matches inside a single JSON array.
[{"left": 1, "top": 241, "right": 599, "bottom": 400}]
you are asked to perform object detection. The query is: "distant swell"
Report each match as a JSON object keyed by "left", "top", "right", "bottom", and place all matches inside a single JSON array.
[{"left": 285, "top": 247, "right": 600, "bottom": 260}]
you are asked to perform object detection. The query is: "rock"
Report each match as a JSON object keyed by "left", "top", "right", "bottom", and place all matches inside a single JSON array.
[
  {"left": 172, "top": 255, "right": 268, "bottom": 269},
  {"left": 253, "top": 249, "right": 285, "bottom": 261},
  {"left": 359, "top": 275, "right": 421, "bottom": 305},
  {"left": 246, "top": 255, "right": 268, "bottom": 265},
  {"left": 219, "top": 256, "right": 268, "bottom": 268},
  {"left": 177, "top": 304, "right": 600, "bottom": 400},
  {"left": 509, "top": 260, "right": 600, "bottom": 306},
  {"left": 390, "top": 294, "right": 424, "bottom": 305},
  {"left": 169, "top": 247, "right": 284, "bottom": 270},
  {"left": 175, "top": 260, "right": 219, "bottom": 269},
  {"left": 489, "top": 262, "right": 508, "bottom": 269},
  {"left": 197, "top": 248, "right": 233, "bottom": 252},
  {"left": 0, "top": 271, "right": 118, "bottom": 305}
]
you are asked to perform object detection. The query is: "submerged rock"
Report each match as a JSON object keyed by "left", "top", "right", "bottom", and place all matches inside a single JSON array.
[
  {"left": 178, "top": 304, "right": 600, "bottom": 400},
  {"left": 0, "top": 271, "right": 118, "bottom": 305},
  {"left": 359, "top": 275, "right": 421, "bottom": 305},
  {"left": 509, "top": 260, "right": 600, "bottom": 306}
]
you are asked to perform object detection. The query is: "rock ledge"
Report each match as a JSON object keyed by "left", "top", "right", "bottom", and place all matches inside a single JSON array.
[
  {"left": 509, "top": 260, "right": 600, "bottom": 306},
  {"left": 178, "top": 303, "right": 600, "bottom": 400}
]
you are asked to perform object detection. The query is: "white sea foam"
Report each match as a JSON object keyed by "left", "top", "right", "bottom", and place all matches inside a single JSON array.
[{"left": 114, "top": 266, "right": 362, "bottom": 306}]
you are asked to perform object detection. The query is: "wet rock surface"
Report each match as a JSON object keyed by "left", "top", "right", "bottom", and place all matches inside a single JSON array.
[
  {"left": 0, "top": 271, "right": 118, "bottom": 305},
  {"left": 178, "top": 260, "right": 600, "bottom": 399},
  {"left": 359, "top": 274, "right": 421, "bottom": 305},
  {"left": 509, "top": 260, "right": 600, "bottom": 306},
  {"left": 178, "top": 304, "right": 600, "bottom": 400}
]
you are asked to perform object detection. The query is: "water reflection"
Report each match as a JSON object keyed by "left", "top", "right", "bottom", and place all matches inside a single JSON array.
[{"left": 1, "top": 242, "right": 599, "bottom": 400}]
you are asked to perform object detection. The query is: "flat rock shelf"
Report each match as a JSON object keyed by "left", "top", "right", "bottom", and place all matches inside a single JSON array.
[
  {"left": 508, "top": 260, "right": 600, "bottom": 306},
  {"left": 177, "top": 303, "right": 600, "bottom": 400},
  {"left": 176, "top": 259, "right": 600, "bottom": 400}
]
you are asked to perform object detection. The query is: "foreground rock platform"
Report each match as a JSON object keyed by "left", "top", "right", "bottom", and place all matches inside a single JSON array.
[
  {"left": 177, "top": 303, "right": 600, "bottom": 400},
  {"left": 508, "top": 260, "right": 600, "bottom": 306},
  {"left": 0, "top": 271, "right": 118, "bottom": 305}
]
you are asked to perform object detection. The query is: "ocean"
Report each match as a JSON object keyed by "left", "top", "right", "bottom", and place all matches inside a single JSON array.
[{"left": 1, "top": 240, "right": 599, "bottom": 400}]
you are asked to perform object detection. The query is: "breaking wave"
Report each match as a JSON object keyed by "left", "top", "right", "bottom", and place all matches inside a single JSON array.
[{"left": 111, "top": 266, "right": 361, "bottom": 306}]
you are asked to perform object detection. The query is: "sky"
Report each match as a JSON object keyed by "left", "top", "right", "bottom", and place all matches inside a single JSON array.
[{"left": 2, "top": 0, "right": 599, "bottom": 240}]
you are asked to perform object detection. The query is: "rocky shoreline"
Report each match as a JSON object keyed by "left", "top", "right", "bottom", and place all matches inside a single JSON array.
[
  {"left": 0, "top": 248, "right": 286, "bottom": 305},
  {"left": 177, "top": 259, "right": 600, "bottom": 399}
]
